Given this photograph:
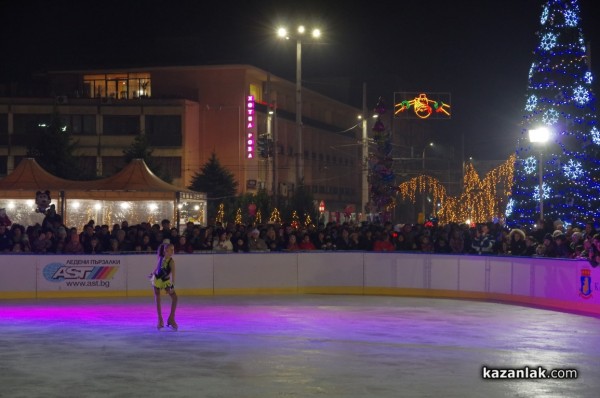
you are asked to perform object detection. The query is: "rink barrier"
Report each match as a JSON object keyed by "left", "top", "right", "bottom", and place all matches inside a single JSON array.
[{"left": 1, "top": 252, "right": 598, "bottom": 316}]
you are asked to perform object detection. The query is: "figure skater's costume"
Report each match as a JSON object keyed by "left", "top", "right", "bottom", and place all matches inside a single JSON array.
[{"left": 151, "top": 257, "right": 174, "bottom": 290}]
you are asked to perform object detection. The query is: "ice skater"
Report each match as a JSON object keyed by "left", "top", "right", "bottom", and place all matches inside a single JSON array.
[{"left": 150, "top": 242, "right": 178, "bottom": 330}]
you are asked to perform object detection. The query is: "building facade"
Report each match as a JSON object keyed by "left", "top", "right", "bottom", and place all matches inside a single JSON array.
[{"left": 0, "top": 65, "right": 363, "bottom": 217}]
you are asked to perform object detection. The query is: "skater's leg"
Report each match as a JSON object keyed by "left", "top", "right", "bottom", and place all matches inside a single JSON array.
[
  {"left": 154, "top": 287, "right": 164, "bottom": 329},
  {"left": 167, "top": 288, "right": 178, "bottom": 330}
]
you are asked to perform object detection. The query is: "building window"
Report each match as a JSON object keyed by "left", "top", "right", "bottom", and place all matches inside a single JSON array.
[
  {"left": 83, "top": 73, "right": 151, "bottom": 99},
  {"left": 0, "top": 114, "right": 7, "bottom": 146},
  {"left": 77, "top": 156, "right": 97, "bottom": 177},
  {"left": 153, "top": 157, "right": 182, "bottom": 179},
  {"left": 61, "top": 115, "right": 96, "bottom": 135},
  {"left": 145, "top": 115, "right": 182, "bottom": 146},
  {"left": 102, "top": 156, "right": 126, "bottom": 176},
  {"left": 0, "top": 156, "right": 7, "bottom": 176},
  {"left": 103, "top": 115, "right": 139, "bottom": 135}
]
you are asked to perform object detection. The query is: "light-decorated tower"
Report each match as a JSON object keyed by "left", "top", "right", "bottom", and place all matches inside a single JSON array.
[{"left": 508, "top": 0, "right": 598, "bottom": 227}]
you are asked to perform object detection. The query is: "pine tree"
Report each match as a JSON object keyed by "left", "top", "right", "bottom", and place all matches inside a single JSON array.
[
  {"left": 188, "top": 152, "right": 238, "bottom": 219},
  {"left": 509, "top": 0, "right": 598, "bottom": 227},
  {"left": 26, "top": 113, "right": 80, "bottom": 179},
  {"left": 122, "top": 134, "right": 172, "bottom": 183}
]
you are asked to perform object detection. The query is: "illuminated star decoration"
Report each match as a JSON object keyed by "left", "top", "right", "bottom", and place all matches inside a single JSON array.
[
  {"left": 525, "top": 95, "right": 538, "bottom": 111},
  {"left": 533, "top": 182, "right": 551, "bottom": 201},
  {"left": 540, "top": 5, "right": 549, "bottom": 25},
  {"left": 591, "top": 127, "right": 600, "bottom": 145},
  {"left": 564, "top": 9, "right": 578, "bottom": 27},
  {"left": 573, "top": 85, "right": 590, "bottom": 105},
  {"left": 542, "top": 108, "right": 559, "bottom": 125},
  {"left": 523, "top": 156, "right": 537, "bottom": 174},
  {"left": 540, "top": 32, "right": 558, "bottom": 51},
  {"left": 505, "top": 198, "right": 515, "bottom": 218},
  {"left": 562, "top": 159, "right": 584, "bottom": 179}
]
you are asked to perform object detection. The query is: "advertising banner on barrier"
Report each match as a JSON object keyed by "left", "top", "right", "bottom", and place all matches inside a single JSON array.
[{"left": 37, "top": 256, "right": 126, "bottom": 293}]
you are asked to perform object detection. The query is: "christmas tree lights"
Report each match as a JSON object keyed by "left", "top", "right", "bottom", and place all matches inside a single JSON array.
[{"left": 509, "top": 0, "right": 599, "bottom": 227}]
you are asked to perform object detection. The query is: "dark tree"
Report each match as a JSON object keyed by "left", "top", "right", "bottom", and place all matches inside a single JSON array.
[
  {"left": 26, "top": 113, "right": 81, "bottom": 179},
  {"left": 188, "top": 152, "right": 238, "bottom": 219},
  {"left": 122, "top": 134, "right": 172, "bottom": 183}
]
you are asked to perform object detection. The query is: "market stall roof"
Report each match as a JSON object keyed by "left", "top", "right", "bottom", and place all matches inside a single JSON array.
[
  {"left": 0, "top": 158, "right": 206, "bottom": 201},
  {"left": 0, "top": 158, "right": 76, "bottom": 198},
  {"left": 68, "top": 159, "right": 206, "bottom": 200}
]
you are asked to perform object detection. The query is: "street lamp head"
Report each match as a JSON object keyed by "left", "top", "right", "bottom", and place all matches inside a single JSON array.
[
  {"left": 529, "top": 127, "right": 550, "bottom": 143},
  {"left": 312, "top": 28, "right": 321, "bottom": 39},
  {"left": 277, "top": 27, "right": 289, "bottom": 39},
  {"left": 297, "top": 25, "right": 305, "bottom": 34}
]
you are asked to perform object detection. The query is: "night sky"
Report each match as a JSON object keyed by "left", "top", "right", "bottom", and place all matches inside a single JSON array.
[{"left": 1, "top": 0, "right": 599, "bottom": 162}]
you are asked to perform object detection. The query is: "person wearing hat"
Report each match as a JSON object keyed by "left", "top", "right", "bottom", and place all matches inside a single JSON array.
[
  {"left": 508, "top": 228, "right": 527, "bottom": 256},
  {"left": 248, "top": 228, "right": 268, "bottom": 252},
  {"left": 554, "top": 233, "right": 572, "bottom": 258},
  {"left": 539, "top": 233, "right": 557, "bottom": 257}
]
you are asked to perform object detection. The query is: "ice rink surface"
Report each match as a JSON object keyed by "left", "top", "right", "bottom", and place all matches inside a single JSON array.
[{"left": 2, "top": 294, "right": 600, "bottom": 398}]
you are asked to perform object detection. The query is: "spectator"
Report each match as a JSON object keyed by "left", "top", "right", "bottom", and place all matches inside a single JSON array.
[
  {"left": 471, "top": 224, "right": 495, "bottom": 255},
  {"left": 508, "top": 229, "right": 527, "bottom": 256},
  {"left": 373, "top": 232, "right": 395, "bottom": 252},
  {"left": 554, "top": 233, "right": 571, "bottom": 258},
  {"left": 64, "top": 228, "right": 84, "bottom": 254},
  {"left": 264, "top": 226, "right": 283, "bottom": 252},
  {"left": 298, "top": 233, "right": 316, "bottom": 250},
  {"left": 449, "top": 228, "right": 465, "bottom": 254},
  {"left": 84, "top": 236, "right": 103, "bottom": 254},
  {"left": 335, "top": 228, "right": 352, "bottom": 250},
  {"left": 524, "top": 235, "right": 538, "bottom": 256},
  {"left": 32, "top": 229, "right": 53, "bottom": 253},
  {"left": 213, "top": 230, "right": 233, "bottom": 252},
  {"left": 0, "top": 223, "right": 13, "bottom": 252},
  {"left": 232, "top": 233, "right": 248, "bottom": 253},
  {"left": 248, "top": 229, "right": 268, "bottom": 252},
  {"left": 285, "top": 233, "right": 300, "bottom": 251},
  {"left": 174, "top": 235, "right": 193, "bottom": 254}
]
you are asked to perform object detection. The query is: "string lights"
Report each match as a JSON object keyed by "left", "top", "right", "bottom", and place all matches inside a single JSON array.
[{"left": 398, "top": 155, "right": 516, "bottom": 225}]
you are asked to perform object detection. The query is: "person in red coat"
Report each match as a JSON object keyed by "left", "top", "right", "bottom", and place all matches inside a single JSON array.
[{"left": 373, "top": 232, "right": 395, "bottom": 252}]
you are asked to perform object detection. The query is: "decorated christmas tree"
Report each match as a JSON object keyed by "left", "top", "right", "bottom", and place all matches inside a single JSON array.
[{"left": 508, "top": 0, "right": 598, "bottom": 227}]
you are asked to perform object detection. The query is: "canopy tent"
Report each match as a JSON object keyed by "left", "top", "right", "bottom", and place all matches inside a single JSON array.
[{"left": 0, "top": 158, "right": 206, "bottom": 229}]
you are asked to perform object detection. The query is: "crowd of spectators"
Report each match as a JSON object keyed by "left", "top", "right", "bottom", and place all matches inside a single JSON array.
[{"left": 0, "top": 216, "right": 598, "bottom": 264}]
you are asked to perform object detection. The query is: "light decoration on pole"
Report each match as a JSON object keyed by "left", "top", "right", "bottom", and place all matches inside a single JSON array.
[
  {"left": 235, "top": 208, "right": 243, "bottom": 225},
  {"left": 509, "top": 0, "right": 599, "bottom": 227},
  {"left": 398, "top": 155, "right": 515, "bottom": 225},
  {"left": 367, "top": 98, "right": 396, "bottom": 220}
]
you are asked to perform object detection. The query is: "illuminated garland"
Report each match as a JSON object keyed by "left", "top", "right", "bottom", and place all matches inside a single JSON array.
[
  {"left": 235, "top": 208, "right": 242, "bottom": 225},
  {"left": 398, "top": 155, "right": 515, "bottom": 224}
]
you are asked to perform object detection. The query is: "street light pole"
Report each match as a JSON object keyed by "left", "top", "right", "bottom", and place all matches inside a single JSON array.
[
  {"left": 421, "top": 142, "right": 433, "bottom": 218},
  {"left": 529, "top": 127, "right": 550, "bottom": 222},
  {"left": 278, "top": 25, "right": 321, "bottom": 189},
  {"left": 296, "top": 36, "right": 303, "bottom": 187}
]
